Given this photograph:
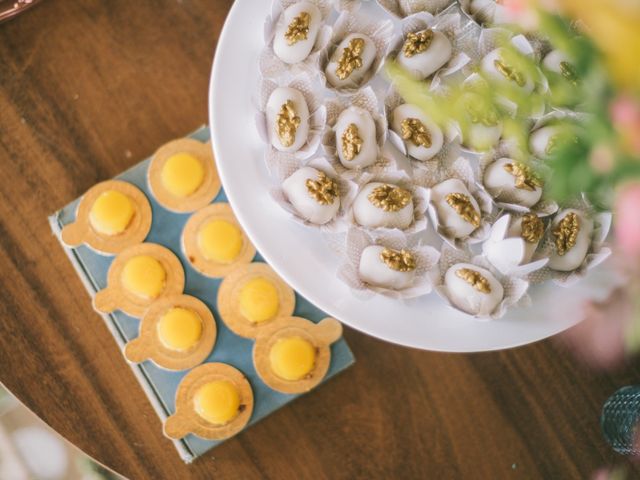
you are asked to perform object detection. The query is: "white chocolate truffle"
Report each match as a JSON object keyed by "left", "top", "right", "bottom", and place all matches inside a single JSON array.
[
  {"left": 528, "top": 125, "right": 576, "bottom": 159},
  {"left": 483, "top": 158, "right": 543, "bottom": 208},
  {"left": 266, "top": 87, "right": 310, "bottom": 152},
  {"left": 456, "top": 92, "right": 502, "bottom": 151},
  {"left": 481, "top": 48, "right": 534, "bottom": 94},
  {"left": 359, "top": 245, "right": 416, "bottom": 290},
  {"left": 542, "top": 50, "right": 571, "bottom": 75},
  {"left": 431, "top": 179, "right": 481, "bottom": 239},
  {"left": 282, "top": 167, "right": 340, "bottom": 225},
  {"left": 391, "top": 104, "right": 444, "bottom": 161},
  {"left": 353, "top": 182, "right": 414, "bottom": 229},
  {"left": 548, "top": 209, "right": 593, "bottom": 271},
  {"left": 335, "top": 107, "right": 378, "bottom": 168},
  {"left": 273, "top": 2, "right": 322, "bottom": 64},
  {"left": 396, "top": 29, "right": 452, "bottom": 80},
  {"left": 444, "top": 263, "right": 504, "bottom": 317},
  {"left": 325, "top": 33, "right": 376, "bottom": 88}
]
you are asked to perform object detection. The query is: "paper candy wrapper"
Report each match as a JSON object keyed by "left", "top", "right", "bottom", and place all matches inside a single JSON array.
[
  {"left": 322, "top": 87, "right": 395, "bottom": 181},
  {"left": 386, "top": 10, "right": 473, "bottom": 90},
  {"left": 435, "top": 245, "right": 530, "bottom": 320},
  {"left": 528, "top": 198, "right": 612, "bottom": 287},
  {"left": 269, "top": 155, "right": 358, "bottom": 233},
  {"left": 377, "top": 0, "right": 455, "bottom": 18},
  {"left": 416, "top": 156, "right": 494, "bottom": 249},
  {"left": 337, "top": 228, "right": 440, "bottom": 299},
  {"left": 256, "top": 72, "right": 327, "bottom": 161},
  {"left": 347, "top": 169, "right": 430, "bottom": 236},
  {"left": 319, "top": 11, "right": 394, "bottom": 94},
  {"left": 478, "top": 144, "right": 558, "bottom": 216},
  {"left": 482, "top": 213, "right": 550, "bottom": 277},
  {"left": 260, "top": 0, "right": 333, "bottom": 78}
]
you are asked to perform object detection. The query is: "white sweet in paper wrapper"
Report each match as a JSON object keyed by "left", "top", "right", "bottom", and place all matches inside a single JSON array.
[
  {"left": 260, "top": 0, "right": 333, "bottom": 78},
  {"left": 528, "top": 198, "right": 612, "bottom": 287},
  {"left": 435, "top": 245, "right": 530, "bottom": 320},
  {"left": 528, "top": 110, "right": 585, "bottom": 160},
  {"left": 450, "top": 76, "right": 503, "bottom": 153},
  {"left": 337, "top": 228, "right": 440, "bottom": 299},
  {"left": 256, "top": 73, "right": 326, "bottom": 161},
  {"left": 483, "top": 213, "right": 549, "bottom": 276},
  {"left": 269, "top": 154, "right": 357, "bottom": 232},
  {"left": 384, "top": 86, "right": 459, "bottom": 167},
  {"left": 322, "top": 87, "right": 394, "bottom": 180},
  {"left": 376, "top": 0, "right": 455, "bottom": 18},
  {"left": 348, "top": 170, "right": 429, "bottom": 235},
  {"left": 478, "top": 145, "right": 558, "bottom": 216},
  {"left": 474, "top": 31, "right": 548, "bottom": 118},
  {"left": 417, "top": 157, "right": 493, "bottom": 249},
  {"left": 386, "top": 11, "right": 473, "bottom": 89},
  {"left": 320, "top": 11, "right": 394, "bottom": 93}
]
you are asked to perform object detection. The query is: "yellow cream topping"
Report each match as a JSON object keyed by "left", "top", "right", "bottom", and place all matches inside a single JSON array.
[
  {"left": 160, "top": 152, "right": 205, "bottom": 197},
  {"left": 197, "top": 220, "right": 243, "bottom": 264},
  {"left": 157, "top": 307, "right": 202, "bottom": 351},
  {"left": 194, "top": 380, "right": 240, "bottom": 425},
  {"left": 120, "top": 255, "right": 166, "bottom": 299},
  {"left": 89, "top": 190, "right": 135, "bottom": 236},
  {"left": 269, "top": 336, "right": 316, "bottom": 381},
  {"left": 238, "top": 277, "right": 279, "bottom": 324}
]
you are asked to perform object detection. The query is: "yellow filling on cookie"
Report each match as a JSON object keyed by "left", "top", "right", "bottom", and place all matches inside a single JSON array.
[
  {"left": 194, "top": 380, "right": 240, "bottom": 425},
  {"left": 239, "top": 278, "right": 279, "bottom": 324},
  {"left": 269, "top": 336, "right": 316, "bottom": 381},
  {"left": 161, "top": 152, "right": 205, "bottom": 198},
  {"left": 121, "top": 255, "right": 166, "bottom": 299},
  {"left": 197, "top": 219, "right": 243, "bottom": 263},
  {"left": 89, "top": 190, "right": 135, "bottom": 236},
  {"left": 157, "top": 307, "right": 202, "bottom": 351}
]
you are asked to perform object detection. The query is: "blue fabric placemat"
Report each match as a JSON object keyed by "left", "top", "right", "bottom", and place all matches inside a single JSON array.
[{"left": 48, "top": 126, "right": 355, "bottom": 463}]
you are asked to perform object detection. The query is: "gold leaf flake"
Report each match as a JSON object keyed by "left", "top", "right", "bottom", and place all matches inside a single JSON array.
[
  {"left": 276, "top": 100, "right": 300, "bottom": 148},
  {"left": 380, "top": 247, "right": 416, "bottom": 272},
  {"left": 503, "top": 162, "right": 543, "bottom": 191},
  {"left": 445, "top": 193, "right": 480, "bottom": 227},
  {"left": 305, "top": 171, "right": 339, "bottom": 205},
  {"left": 284, "top": 12, "right": 311, "bottom": 46},
  {"left": 341, "top": 123, "right": 363, "bottom": 161},
  {"left": 455, "top": 268, "right": 491, "bottom": 293},
  {"left": 368, "top": 184, "right": 412, "bottom": 212},
  {"left": 335, "top": 37, "right": 365, "bottom": 80},
  {"left": 402, "top": 30, "right": 433, "bottom": 58},
  {"left": 520, "top": 213, "right": 544, "bottom": 244},
  {"left": 401, "top": 118, "right": 432, "bottom": 148},
  {"left": 553, "top": 212, "right": 580, "bottom": 256}
]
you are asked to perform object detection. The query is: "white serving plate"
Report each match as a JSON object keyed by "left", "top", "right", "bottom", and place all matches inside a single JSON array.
[{"left": 209, "top": 0, "right": 619, "bottom": 351}]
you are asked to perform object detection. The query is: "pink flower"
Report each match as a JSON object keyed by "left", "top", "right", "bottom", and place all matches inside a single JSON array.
[
  {"left": 615, "top": 182, "right": 640, "bottom": 261},
  {"left": 610, "top": 94, "right": 640, "bottom": 156}
]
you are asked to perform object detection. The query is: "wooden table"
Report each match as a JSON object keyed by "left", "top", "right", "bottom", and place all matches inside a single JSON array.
[{"left": 0, "top": 1, "right": 638, "bottom": 478}]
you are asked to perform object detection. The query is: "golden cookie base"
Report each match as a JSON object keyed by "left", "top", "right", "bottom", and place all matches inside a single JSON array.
[
  {"left": 182, "top": 203, "right": 256, "bottom": 278},
  {"left": 252, "top": 316, "right": 338, "bottom": 394},
  {"left": 148, "top": 138, "right": 221, "bottom": 213},
  {"left": 93, "top": 243, "right": 185, "bottom": 318},
  {"left": 124, "top": 294, "right": 217, "bottom": 371},
  {"left": 217, "top": 263, "right": 296, "bottom": 339},
  {"left": 61, "top": 180, "right": 152, "bottom": 255},
  {"left": 164, "top": 363, "right": 254, "bottom": 441}
]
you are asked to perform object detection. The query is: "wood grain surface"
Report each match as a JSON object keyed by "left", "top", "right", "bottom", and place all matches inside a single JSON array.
[{"left": 0, "top": 1, "right": 638, "bottom": 478}]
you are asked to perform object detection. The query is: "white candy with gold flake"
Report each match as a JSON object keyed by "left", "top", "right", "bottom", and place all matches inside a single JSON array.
[
  {"left": 282, "top": 167, "right": 340, "bottom": 225},
  {"left": 358, "top": 245, "right": 416, "bottom": 290},
  {"left": 353, "top": 182, "right": 414, "bottom": 229},
  {"left": 444, "top": 263, "right": 504, "bottom": 316},
  {"left": 273, "top": 2, "right": 322, "bottom": 64},
  {"left": 548, "top": 209, "right": 593, "bottom": 271},
  {"left": 266, "top": 87, "right": 310, "bottom": 152},
  {"left": 390, "top": 103, "right": 443, "bottom": 161},
  {"left": 396, "top": 29, "right": 452, "bottom": 80},
  {"left": 483, "top": 158, "right": 543, "bottom": 208},
  {"left": 480, "top": 48, "right": 534, "bottom": 94},
  {"left": 529, "top": 125, "right": 564, "bottom": 159},
  {"left": 325, "top": 33, "right": 376, "bottom": 88},
  {"left": 430, "top": 179, "right": 481, "bottom": 239},
  {"left": 335, "top": 107, "right": 378, "bottom": 168}
]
